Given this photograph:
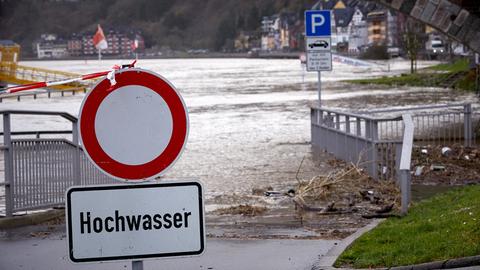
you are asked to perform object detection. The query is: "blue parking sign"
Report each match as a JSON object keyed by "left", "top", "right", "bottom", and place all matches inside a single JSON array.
[{"left": 305, "top": 10, "right": 331, "bottom": 37}]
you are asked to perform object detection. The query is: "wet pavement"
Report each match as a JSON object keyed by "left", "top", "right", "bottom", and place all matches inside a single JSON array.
[{"left": 0, "top": 224, "right": 337, "bottom": 270}]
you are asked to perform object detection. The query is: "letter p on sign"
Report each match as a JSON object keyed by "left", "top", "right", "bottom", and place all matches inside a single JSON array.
[
  {"left": 311, "top": 14, "right": 325, "bottom": 34},
  {"left": 305, "top": 10, "right": 331, "bottom": 37}
]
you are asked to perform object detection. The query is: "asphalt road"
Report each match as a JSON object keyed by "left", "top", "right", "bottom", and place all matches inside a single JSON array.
[{"left": 0, "top": 228, "right": 337, "bottom": 270}]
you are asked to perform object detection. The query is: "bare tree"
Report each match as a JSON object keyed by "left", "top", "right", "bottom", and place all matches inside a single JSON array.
[{"left": 402, "top": 18, "right": 424, "bottom": 74}]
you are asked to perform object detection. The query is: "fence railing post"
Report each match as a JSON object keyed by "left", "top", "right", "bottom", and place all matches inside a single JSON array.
[
  {"left": 345, "top": 116, "right": 351, "bottom": 134},
  {"left": 365, "top": 119, "right": 379, "bottom": 177},
  {"left": 464, "top": 104, "right": 472, "bottom": 147},
  {"left": 318, "top": 109, "right": 324, "bottom": 126},
  {"left": 356, "top": 118, "right": 361, "bottom": 136},
  {"left": 400, "top": 114, "right": 414, "bottom": 215},
  {"left": 3, "top": 113, "right": 14, "bottom": 217},
  {"left": 72, "top": 121, "right": 81, "bottom": 186},
  {"left": 400, "top": 169, "right": 411, "bottom": 215}
]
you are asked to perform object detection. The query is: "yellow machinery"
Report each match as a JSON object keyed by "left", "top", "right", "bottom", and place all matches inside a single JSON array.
[{"left": 0, "top": 41, "right": 90, "bottom": 93}]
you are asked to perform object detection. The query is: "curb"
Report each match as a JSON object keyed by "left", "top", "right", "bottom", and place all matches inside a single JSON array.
[
  {"left": 0, "top": 209, "right": 64, "bottom": 229},
  {"left": 312, "top": 218, "right": 385, "bottom": 269},
  {"left": 387, "top": 255, "right": 480, "bottom": 270},
  {"left": 311, "top": 217, "right": 480, "bottom": 270}
]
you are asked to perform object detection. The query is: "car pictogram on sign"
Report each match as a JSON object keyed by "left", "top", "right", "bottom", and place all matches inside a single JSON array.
[{"left": 309, "top": 40, "right": 329, "bottom": 49}]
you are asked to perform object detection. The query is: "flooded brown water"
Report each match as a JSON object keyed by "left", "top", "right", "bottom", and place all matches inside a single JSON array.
[{"left": 1, "top": 59, "right": 478, "bottom": 238}]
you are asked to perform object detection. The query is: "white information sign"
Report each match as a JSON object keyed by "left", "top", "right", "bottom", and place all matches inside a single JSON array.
[
  {"left": 66, "top": 182, "right": 205, "bottom": 263},
  {"left": 306, "top": 37, "right": 332, "bottom": 71}
]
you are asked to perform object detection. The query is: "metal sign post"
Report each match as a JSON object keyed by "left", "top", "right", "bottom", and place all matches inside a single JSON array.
[
  {"left": 476, "top": 53, "right": 479, "bottom": 96},
  {"left": 317, "top": 71, "right": 322, "bottom": 106},
  {"left": 132, "top": 260, "right": 143, "bottom": 270},
  {"left": 305, "top": 10, "right": 332, "bottom": 107}
]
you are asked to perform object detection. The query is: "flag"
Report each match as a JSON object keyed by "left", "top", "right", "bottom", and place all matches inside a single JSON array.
[
  {"left": 131, "top": 39, "right": 138, "bottom": 51},
  {"left": 93, "top": 24, "right": 108, "bottom": 50}
]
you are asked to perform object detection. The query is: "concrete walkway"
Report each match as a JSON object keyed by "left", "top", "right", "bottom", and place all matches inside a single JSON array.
[
  {"left": 0, "top": 227, "right": 337, "bottom": 270},
  {"left": 1, "top": 219, "right": 478, "bottom": 270}
]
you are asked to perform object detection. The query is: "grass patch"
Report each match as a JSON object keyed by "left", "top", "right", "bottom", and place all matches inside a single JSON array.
[
  {"left": 335, "top": 185, "right": 480, "bottom": 268},
  {"left": 344, "top": 58, "right": 476, "bottom": 91},
  {"left": 344, "top": 73, "right": 430, "bottom": 87},
  {"left": 428, "top": 58, "right": 470, "bottom": 73}
]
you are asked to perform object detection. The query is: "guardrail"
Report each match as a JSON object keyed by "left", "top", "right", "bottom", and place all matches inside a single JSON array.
[
  {"left": 1, "top": 110, "right": 114, "bottom": 217},
  {"left": 311, "top": 106, "right": 403, "bottom": 181},
  {"left": 311, "top": 103, "right": 477, "bottom": 182},
  {"left": 357, "top": 103, "right": 476, "bottom": 147}
]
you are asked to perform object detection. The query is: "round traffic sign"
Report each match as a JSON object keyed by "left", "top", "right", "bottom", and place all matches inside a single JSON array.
[{"left": 78, "top": 68, "right": 189, "bottom": 181}]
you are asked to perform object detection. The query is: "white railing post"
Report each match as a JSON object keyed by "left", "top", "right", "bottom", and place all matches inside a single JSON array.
[{"left": 400, "top": 114, "right": 414, "bottom": 215}]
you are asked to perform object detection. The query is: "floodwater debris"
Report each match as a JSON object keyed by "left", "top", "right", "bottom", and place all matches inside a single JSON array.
[
  {"left": 292, "top": 161, "right": 400, "bottom": 217},
  {"left": 415, "top": 166, "right": 424, "bottom": 176},
  {"left": 412, "top": 145, "right": 480, "bottom": 185},
  {"left": 214, "top": 205, "right": 267, "bottom": 216},
  {"left": 430, "top": 164, "right": 446, "bottom": 171},
  {"left": 441, "top": 147, "right": 452, "bottom": 156},
  {"left": 264, "top": 191, "right": 283, "bottom": 197},
  {"left": 252, "top": 186, "right": 273, "bottom": 196}
]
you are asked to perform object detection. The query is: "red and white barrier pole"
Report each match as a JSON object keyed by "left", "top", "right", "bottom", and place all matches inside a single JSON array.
[{"left": 0, "top": 60, "right": 136, "bottom": 95}]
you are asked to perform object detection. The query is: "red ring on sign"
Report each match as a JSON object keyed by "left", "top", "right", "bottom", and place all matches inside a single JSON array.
[{"left": 79, "top": 69, "right": 188, "bottom": 180}]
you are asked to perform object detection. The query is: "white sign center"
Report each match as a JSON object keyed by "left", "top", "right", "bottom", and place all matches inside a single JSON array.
[{"left": 95, "top": 85, "right": 173, "bottom": 165}]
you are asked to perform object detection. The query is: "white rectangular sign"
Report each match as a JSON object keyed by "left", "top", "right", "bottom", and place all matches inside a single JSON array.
[
  {"left": 66, "top": 181, "right": 205, "bottom": 263},
  {"left": 306, "top": 37, "right": 332, "bottom": 71}
]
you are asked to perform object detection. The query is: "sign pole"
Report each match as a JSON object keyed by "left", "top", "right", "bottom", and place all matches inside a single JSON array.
[
  {"left": 131, "top": 179, "right": 146, "bottom": 270},
  {"left": 476, "top": 53, "right": 479, "bottom": 96},
  {"left": 304, "top": 9, "right": 332, "bottom": 107},
  {"left": 132, "top": 260, "right": 143, "bottom": 270},
  {"left": 317, "top": 71, "right": 322, "bottom": 107}
]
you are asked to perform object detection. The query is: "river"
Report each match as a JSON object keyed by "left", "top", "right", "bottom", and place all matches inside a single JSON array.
[{"left": 1, "top": 58, "right": 477, "bottom": 214}]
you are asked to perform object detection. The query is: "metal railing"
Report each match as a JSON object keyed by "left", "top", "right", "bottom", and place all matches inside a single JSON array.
[
  {"left": 311, "top": 107, "right": 403, "bottom": 180},
  {"left": 359, "top": 103, "right": 475, "bottom": 146},
  {"left": 1, "top": 110, "right": 114, "bottom": 216},
  {"left": 311, "top": 103, "right": 477, "bottom": 182}
]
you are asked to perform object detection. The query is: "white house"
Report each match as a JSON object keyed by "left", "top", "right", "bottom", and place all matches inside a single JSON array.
[
  {"left": 348, "top": 7, "right": 368, "bottom": 53},
  {"left": 36, "top": 34, "right": 68, "bottom": 59}
]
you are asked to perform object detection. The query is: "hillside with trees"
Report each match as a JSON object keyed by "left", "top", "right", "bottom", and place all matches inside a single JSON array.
[{"left": 0, "top": 0, "right": 316, "bottom": 56}]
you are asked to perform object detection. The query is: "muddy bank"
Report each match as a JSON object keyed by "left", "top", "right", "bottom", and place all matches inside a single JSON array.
[{"left": 208, "top": 159, "right": 400, "bottom": 240}]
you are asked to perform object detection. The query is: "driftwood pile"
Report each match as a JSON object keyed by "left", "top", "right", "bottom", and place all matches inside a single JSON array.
[{"left": 292, "top": 160, "right": 400, "bottom": 219}]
